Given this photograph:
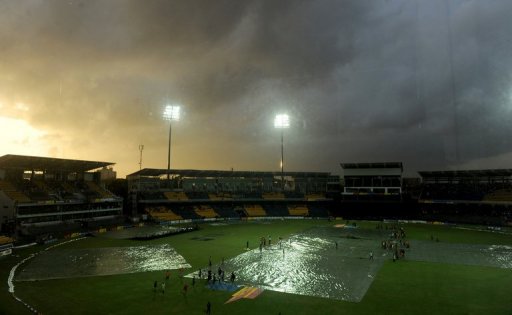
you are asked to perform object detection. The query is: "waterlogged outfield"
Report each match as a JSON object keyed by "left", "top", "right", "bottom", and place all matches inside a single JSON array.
[{"left": 2, "top": 219, "right": 512, "bottom": 315}]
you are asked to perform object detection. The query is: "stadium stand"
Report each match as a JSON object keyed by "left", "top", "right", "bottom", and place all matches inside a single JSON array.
[
  {"left": 288, "top": 205, "right": 309, "bottom": 216},
  {"left": 284, "top": 191, "right": 305, "bottom": 199},
  {"left": 244, "top": 192, "right": 263, "bottom": 199},
  {"left": 306, "top": 193, "right": 327, "bottom": 201},
  {"left": 484, "top": 189, "right": 512, "bottom": 202},
  {"left": 244, "top": 204, "right": 267, "bottom": 217},
  {"left": 139, "top": 190, "right": 166, "bottom": 200},
  {"left": 86, "top": 181, "right": 114, "bottom": 199},
  {"left": 208, "top": 193, "right": 233, "bottom": 200},
  {"left": 0, "top": 155, "right": 123, "bottom": 236},
  {"left": 308, "top": 204, "right": 330, "bottom": 217},
  {"left": 418, "top": 170, "right": 512, "bottom": 203},
  {"left": 262, "top": 192, "right": 285, "bottom": 200},
  {"left": 341, "top": 162, "right": 403, "bottom": 201},
  {"left": 263, "top": 204, "right": 289, "bottom": 216},
  {"left": 171, "top": 206, "right": 202, "bottom": 220},
  {"left": 0, "top": 235, "right": 14, "bottom": 244},
  {"left": 146, "top": 206, "right": 183, "bottom": 221},
  {"left": 164, "top": 191, "right": 189, "bottom": 201},
  {"left": 194, "top": 205, "right": 218, "bottom": 218},
  {"left": 211, "top": 205, "right": 240, "bottom": 218},
  {"left": 126, "top": 168, "right": 336, "bottom": 222},
  {"left": 0, "top": 180, "right": 32, "bottom": 203},
  {"left": 186, "top": 191, "right": 210, "bottom": 200},
  {"left": 125, "top": 166, "right": 512, "bottom": 227}
]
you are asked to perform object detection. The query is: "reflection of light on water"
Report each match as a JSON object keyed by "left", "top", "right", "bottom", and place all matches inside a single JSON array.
[
  {"left": 211, "top": 231, "right": 383, "bottom": 302},
  {"left": 485, "top": 245, "right": 512, "bottom": 268},
  {"left": 17, "top": 244, "right": 191, "bottom": 281}
]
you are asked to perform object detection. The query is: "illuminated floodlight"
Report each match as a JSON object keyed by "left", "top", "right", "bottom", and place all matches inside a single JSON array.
[
  {"left": 274, "top": 113, "right": 290, "bottom": 191},
  {"left": 163, "top": 105, "right": 181, "bottom": 121},
  {"left": 274, "top": 114, "right": 290, "bottom": 129},
  {"left": 163, "top": 104, "right": 181, "bottom": 185}
]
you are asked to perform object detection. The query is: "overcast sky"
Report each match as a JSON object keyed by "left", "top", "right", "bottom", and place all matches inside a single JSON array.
[{"left": 1, "top": 0, "right": 512, "bottom": 177}]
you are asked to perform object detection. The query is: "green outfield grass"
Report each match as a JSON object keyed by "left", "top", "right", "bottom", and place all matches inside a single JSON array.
[{"left": 2, "top": 219, "right": 512, "bottom": 314}]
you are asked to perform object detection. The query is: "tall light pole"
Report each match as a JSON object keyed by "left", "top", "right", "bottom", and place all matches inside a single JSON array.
[
  {"left": 163, "top": 105, "right": 180, "bottom": 187},
  {"left": 138, "top": 144, "right": 144, "bottom": 190},
  {"left": 138, "top": 144, "right": 144, "bottom": 171},
  {"left": 274, "top": 114, "right": 290, "bottom": 191}
]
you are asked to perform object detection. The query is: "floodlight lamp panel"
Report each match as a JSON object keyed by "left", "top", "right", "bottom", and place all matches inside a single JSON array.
[
  {"left": 163, "top": 105, "right": 181, "bottom": 121},
  {"left": 274, "top": 114, "right": 290, "bottom": 128}
]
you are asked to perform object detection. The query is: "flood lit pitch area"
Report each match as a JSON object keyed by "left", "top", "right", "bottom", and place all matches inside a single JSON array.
[
  {"left": 187, "top": 224, "right": 512, "bottom": 302},
  {"left": 15, "top": 244, "right": 191, "bottom": 281}
]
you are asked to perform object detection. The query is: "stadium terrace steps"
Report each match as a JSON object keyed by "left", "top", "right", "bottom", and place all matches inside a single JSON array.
[
  {"left": 0, "top": 236, "right": 14, "bottom": 245},
  {"left": 208, "top": 193, "right": 233, "bottom": 200},
  {"left": 146, "top": 206, "right": 183, "bottom": 221},
  {"left": 86, "top": 182, "right": 113, "bottom": 199},
  {"left": 4, "top": 190, "right": 32, "bottom": 203},
  {"left": 186, "top": 192, "right": 210, "bottom": 200},
  {"left": 244, "top": 204, "right": 267, "bottom": 217},
  {"left": 164, "top": 191, "right": 189, "bottom": 201},
  {"left": 0, "top": 180, "right": 32, "bottom": 203},
  {"left": 140, "top": 191, "right": 166, "bottom": 200},
  {"left": 483, "top": 189, "right": 512, "bottom": 202},
  {"left": 212, "top": 205, "right": 239, "bottom": 218},
  {"left": 194, "top": 205, "right": 218, "bottom": 218},
  {"left": 262, "top": 192, "right": 285, "bottom": 200},
  {"left": 306, "top": 194, "right": 327, "bottom": 201},
  {"left": 172, "top": 206, "right": 202, "bottom": 220},
  {"left": 288, "top": 205, "right": 309, "bottom": 216}
]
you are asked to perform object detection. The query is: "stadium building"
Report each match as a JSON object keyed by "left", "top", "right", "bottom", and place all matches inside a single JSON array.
[
  {"left": 0, "top": 155, "right": 123, "bottom": 236},
  {"left": 341, "top": 162, "right": 403, "bottom": 201},
  {"left": 417, "top": 169, "right": 512, "bottom": 225},
  {"left": 126, "top": 168, "right": 338, "bottom": 221}
]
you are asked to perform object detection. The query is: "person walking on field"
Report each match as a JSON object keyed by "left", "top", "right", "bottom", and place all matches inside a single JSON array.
[{"left": 206, "top": 301, "right": 212, "bottom": 314}]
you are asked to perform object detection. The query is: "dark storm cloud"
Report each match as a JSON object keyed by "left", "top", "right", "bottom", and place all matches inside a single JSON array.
[{"left": 1, "top": 0, "right": 512, "bottom": 176}]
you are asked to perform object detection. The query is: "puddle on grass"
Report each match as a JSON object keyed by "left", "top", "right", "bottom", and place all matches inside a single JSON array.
[
  {"left": 16, "top": 244, "right": 190, "bottom": 281},
  {"left": 188, "top": 227, "right": 386, "bottom": 302}
]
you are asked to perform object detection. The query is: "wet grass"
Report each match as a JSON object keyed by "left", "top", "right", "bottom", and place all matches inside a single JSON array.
[{"left": 2, "top": 219, "right": 512, "bottom": 314}]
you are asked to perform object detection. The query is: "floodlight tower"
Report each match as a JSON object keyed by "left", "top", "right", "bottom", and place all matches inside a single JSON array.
[
  {"left": 138, "top": 144, "right": 144, "bottom": 190},
  {"left": 274, "top": 114, "right": 290, "bottom": 190},
  {"left": 138, "top": 144, "right": 144, "bottom": 171},
  {"left": 163, "top": 105, "right": 181, "bottom": 186}
]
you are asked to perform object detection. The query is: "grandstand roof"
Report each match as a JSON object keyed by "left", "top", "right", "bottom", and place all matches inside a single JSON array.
[
  {"left": 419, "top": 169, "right": 512, "bottom": 179},
  {"left": 128, "top": 168, "right": 331, "bottom": 178},
  {"left": 340, "top": 162, "right": 403, "bottom": 170},
  {"left": 0, "top": 154, "right": 114, "bottom": 172}
]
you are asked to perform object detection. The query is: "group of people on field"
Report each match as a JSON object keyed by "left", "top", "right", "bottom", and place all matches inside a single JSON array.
[
  {"left": 379, "top": 224, "right": 410, "bottom": 262},
  {"left": 153, "top": 268, "right": 193, "bottom": 298},
  {"left": 197, "top": 257, "right": 237, "bottom": 286}
]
